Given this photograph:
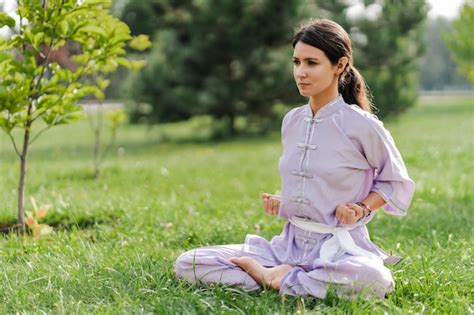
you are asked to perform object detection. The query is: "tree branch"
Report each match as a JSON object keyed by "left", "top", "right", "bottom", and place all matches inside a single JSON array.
[
  {"left": 28, "top": 124, "right": 52, "bottom": 146},
  {"left": 7, "top": 132, "right": 21, "bottom": 157},
  {"left": 16, "top": 0, "right": 26, "bottom": 54},
  {"left": 33, "top": 0, "right": 66, "bottom": 93},
  {"left": 99, "top": 126, "right": 118, "bottom": 165}
]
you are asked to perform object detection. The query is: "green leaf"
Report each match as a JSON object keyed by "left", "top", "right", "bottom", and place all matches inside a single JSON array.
[
  {"left": 96, "top": 77, "right": 110, "bottom": 90},
  {"left": 33, "top": 33, "right": 44, "bottom": 50},
  {"left": 107, "top": 108, "right": 126, "bottom": 129},
  {"left": 0, "top": 12, "right": 15, "bottom": 28},
  {"left": 79, "top": 25, "right": 108, "bottom": 38},
  {"left": 128, "top": 34, "right": 152, "bottom": 51},
  {"left": 58, "top": 20, "right": 70, "bottom": 36},
  {"left": 115, "top": 57, "right": 131, "bottom": 68},
  {"left": 130, "top": 60, "right": 147, "bottom": 72}
]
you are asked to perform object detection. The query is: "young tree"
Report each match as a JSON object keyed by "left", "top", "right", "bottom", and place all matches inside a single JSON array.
[
  {"left": 86, "top": 35, "right": 149, "bottom": 180},
  {"left": 87, "top": 97, "right": 127, "bottom": 180},
  {"left": 0, "top": 0, "right": 145, "bottom": 230}
]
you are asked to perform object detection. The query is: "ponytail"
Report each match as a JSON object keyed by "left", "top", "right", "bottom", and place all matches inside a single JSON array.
[{"left": 338, "top": 65, "right": 374, "bottom": 113}]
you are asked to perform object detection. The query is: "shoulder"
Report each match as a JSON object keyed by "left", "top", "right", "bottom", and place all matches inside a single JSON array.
[
  {"left": 341, "top": 104, "right": 386, "bottom": 132},
  {"left": 282, "top": 104, "right": 307, "bottom": 127},
  {"left": 339, "top": 104, "right": 394, "bottom": 143}
]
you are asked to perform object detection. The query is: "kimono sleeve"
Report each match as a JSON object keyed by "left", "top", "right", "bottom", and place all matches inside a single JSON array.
[{"left": 361, "top": 117, "right": 415, "bottom": 216}]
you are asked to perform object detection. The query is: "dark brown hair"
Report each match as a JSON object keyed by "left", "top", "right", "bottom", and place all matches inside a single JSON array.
[{"left": 292, "top": 19, "right": 373, "bottom": 112}]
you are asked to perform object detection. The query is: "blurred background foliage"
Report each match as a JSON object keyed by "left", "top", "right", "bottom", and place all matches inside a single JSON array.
[
  {"left": 443, "top": 0, "right": 474, "bottom": 84},
  {"left": 421, "top": 16, "right": 471, "bottom": 90},
  {"left": 105, "top": 0, "right": 471, "bottom": 138}
]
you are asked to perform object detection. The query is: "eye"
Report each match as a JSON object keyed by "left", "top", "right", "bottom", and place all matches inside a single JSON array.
[
  {"left": 292, "top": 59, "right": 300, "bottom": 66},
  {"left": 308, "top": 60, "right": 318, "bottom": 66}
]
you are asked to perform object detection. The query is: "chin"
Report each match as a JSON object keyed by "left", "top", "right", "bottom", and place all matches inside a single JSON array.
[
  {"left": 297, "top": 89, "right": 308, "bottom": 96},
  {"left": 299, "top": 91, "right": 312, "bottom": 97}
]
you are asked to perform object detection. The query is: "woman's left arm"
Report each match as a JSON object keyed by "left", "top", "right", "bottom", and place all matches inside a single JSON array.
[
  {"left": 360, "top": 191, "right": 386, "bottom": 213},
  {"left": 336, "top": 115, "right": 415, "bottom": 225},
  {"left": 360, "top": 116, "right": 415, "bottom": 216}
]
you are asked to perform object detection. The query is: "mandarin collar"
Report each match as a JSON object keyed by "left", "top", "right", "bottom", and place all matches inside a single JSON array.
[{"left": 306, "top": 95, "right": 345, "bottom": 119}]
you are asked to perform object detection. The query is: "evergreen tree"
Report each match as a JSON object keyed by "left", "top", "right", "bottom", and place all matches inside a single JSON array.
[
  {"left": 125, "top": 0, "right": 302, "bottom": 135},
  {"left": 123, "top": 0, "right": 428, "bottom": 133},
  {"left": 340, "top": 0, "right": 428, "bottom": 117}
]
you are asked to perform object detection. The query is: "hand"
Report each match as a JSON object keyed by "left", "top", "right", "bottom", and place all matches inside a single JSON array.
[
  {"left": 335, "top": 202, "right": 364, "bottom": 225},
  {"left": 261, "top": 193, "right": 281, "bottom": 216}
]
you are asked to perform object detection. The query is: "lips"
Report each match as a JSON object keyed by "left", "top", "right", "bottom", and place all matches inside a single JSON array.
[{"left": 298, "top": 83, "right": 311, "bottom": 87}]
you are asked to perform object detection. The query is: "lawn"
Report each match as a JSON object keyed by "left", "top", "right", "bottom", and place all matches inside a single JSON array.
[{"left": 0, "top": 97, "right": 472, "bottom": 314}]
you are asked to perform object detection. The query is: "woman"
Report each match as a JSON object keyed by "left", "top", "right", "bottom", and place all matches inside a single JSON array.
[{"left": 175, "top": 19, "right": 415, "bottom": 298}]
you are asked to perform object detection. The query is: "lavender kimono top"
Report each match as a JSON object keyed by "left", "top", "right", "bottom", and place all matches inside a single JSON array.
[{"left": 244, "top": 95, "right": 415, "bottom": 266}]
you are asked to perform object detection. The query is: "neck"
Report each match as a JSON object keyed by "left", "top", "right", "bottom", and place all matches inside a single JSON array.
[{"left": 309, "top": 88, "right": 340, "bottom": 116}]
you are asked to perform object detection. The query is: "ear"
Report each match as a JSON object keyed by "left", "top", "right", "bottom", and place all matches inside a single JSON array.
[{"left": 335, "top": 57, "right": 349, "bottom": 75}]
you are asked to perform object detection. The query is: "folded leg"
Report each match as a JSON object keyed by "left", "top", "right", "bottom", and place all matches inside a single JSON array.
[
  {"left": 175, "top": 244, "right": 260, "bottom": 291},
  {"left": 279, "top": 255, "right": 394, "bottom": 298}
]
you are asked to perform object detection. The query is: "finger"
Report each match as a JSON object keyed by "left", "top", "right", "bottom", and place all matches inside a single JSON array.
[
  {"left": 337, "top": 211, "right": 343, "bottom": 223},
  {"left": 271, "top": 198, "right": 279, "bottom": 209},
  {"left": 261, "top": 193, "right": 270, "bottom": 200},
  {"left": 339, "top": 211, "right": 347, "bottom": 224},
  {"left": 269, "top": 199, "right": 277, "bottom": 214},
  {"left": 263, "top": 199, "right": 271, "bottom": 214},
  {"left": 344, "top": 209, "right": 355, "bottom": 224},
  {"left": 267, "top": 205, "right": 274, "bottom": 215},
  {"left": 272, "top": 204, "right": 278, "bottom": 215},
  {"left": 274, "top": 200, "right": 280, "bottom": 214},
  {"left": 268, "top": 201, "right": 274, "bottom": 215},
  {"left": 354, "top": 206, "right": 363, "bottom": 220},
  {"left": 348, "top": 204, "right": 363, "bottom": 219},
  {"left": 341, "top": 211, "right": 348, "bottom": 224},
  {"left": 349, "top": 212, "right": 357, "bottom": 224},
  {"left": 335, "top": 207, "right": 343, "bottom": 222},
  {"left": 350, "top": 209, "right": 359, "bottom": 223},
  {"left": 344, "top": 209, "right": 353, "bottom": 220}
]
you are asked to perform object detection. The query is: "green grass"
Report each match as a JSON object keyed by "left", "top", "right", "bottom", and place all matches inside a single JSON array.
[{"left": 0, "top": 98, "right": 473, "bottom": 314}]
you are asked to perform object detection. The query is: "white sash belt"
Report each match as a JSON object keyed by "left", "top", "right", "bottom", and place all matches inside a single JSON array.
[{"left": 288, "top": 216, "right": 383, "bottom": 263}]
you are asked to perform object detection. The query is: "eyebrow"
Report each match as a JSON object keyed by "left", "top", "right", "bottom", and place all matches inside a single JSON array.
[{"left": 292, "top": 57, "right": 319, "bottom": 61}]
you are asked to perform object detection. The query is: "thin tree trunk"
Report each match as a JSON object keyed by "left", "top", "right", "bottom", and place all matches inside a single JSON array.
[
  {"left": 17, "top": 121, "right": 32, "bottom": 232},
  {"left": 94, "top": 126, "right": 101, "bottom": 179},
  {"left": 92, "top": 102, "right": 104, "bottom": 179}
]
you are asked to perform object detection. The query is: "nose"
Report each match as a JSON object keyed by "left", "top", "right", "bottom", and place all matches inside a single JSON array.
[{"left": 295, "top": 64, "right": 307, "bottom": 79}]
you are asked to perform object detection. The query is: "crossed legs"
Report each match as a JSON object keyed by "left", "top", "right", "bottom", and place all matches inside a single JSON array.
[
  {"left": 229, "top": 256, "right": 292, "bottom": 290},
  {"left": 175, "top": 245, "right": 292, "bottom": 291}
]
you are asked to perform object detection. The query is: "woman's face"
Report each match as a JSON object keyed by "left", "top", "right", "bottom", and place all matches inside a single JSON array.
[{"left": 292, "top": 41, "right": 340, "bottom": 98}]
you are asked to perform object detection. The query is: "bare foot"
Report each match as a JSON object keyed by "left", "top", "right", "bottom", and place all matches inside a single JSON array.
[{"left": 229, "top": 256, "right": 292, "bottom": 290}]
